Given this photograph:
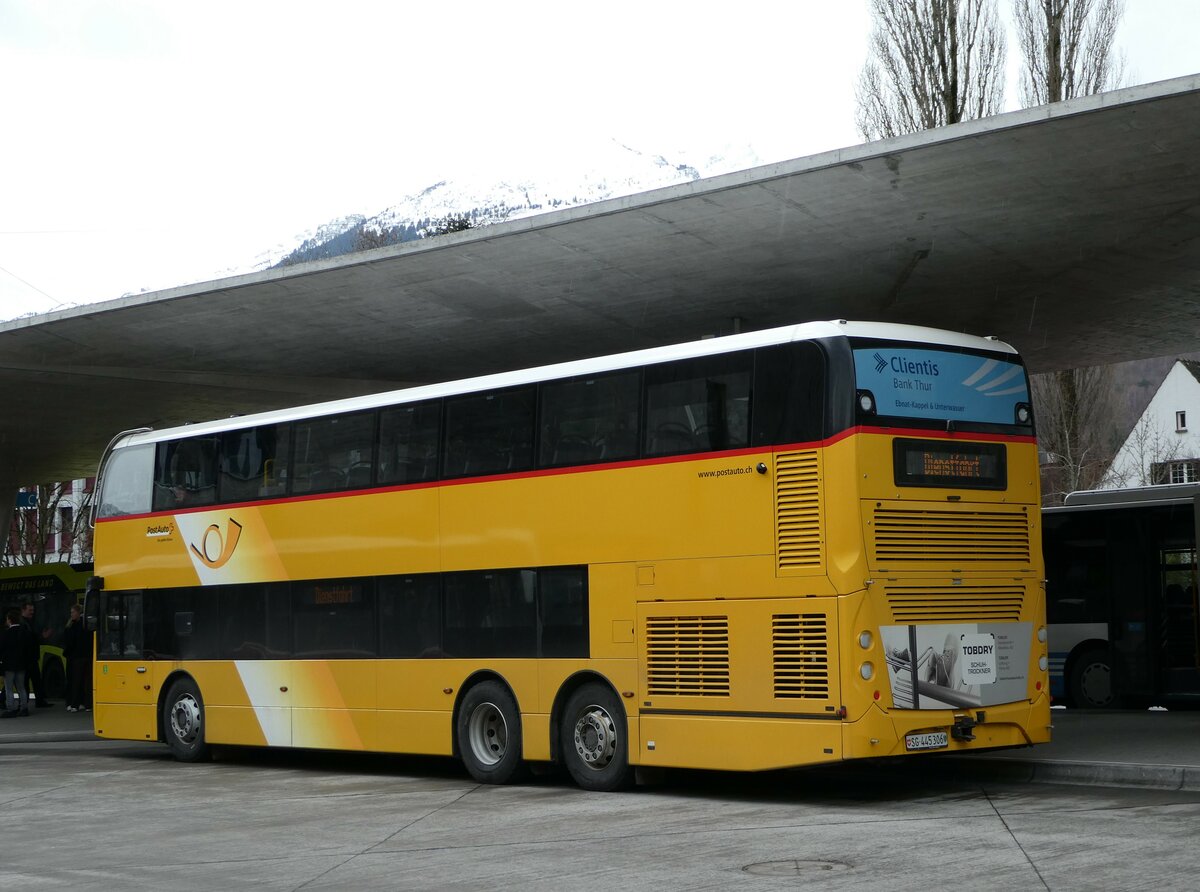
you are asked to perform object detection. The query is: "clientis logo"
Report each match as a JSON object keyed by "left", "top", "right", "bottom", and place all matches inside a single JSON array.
[{"left": 189, "top": 518, "right": 244, "bottom": 569}]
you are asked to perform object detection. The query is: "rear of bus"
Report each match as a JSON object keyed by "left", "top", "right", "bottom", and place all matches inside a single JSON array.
[{"left": 833, "top": 325, "right": 1050, "bottom": 757}]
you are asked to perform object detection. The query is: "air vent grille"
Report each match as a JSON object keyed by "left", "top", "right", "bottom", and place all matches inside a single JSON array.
[
  {"left": 776, "top": 451, "right": 822, "bottom": 570},
  {"left": 885, "top": 583, "right": 1025, "bottom": 622},
  {"left": 645, "top": 616, "right": 730, "bottom": 697},
  {"left": 873, "top": 507, "right": 1031, "bottom": 564},
  {"left": 772, "top": 614, "right": 830, "bottom": 699}
]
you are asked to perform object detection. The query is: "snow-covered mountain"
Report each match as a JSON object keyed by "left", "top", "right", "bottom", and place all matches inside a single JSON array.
[{"left": 249, "top": 140, "right": 762, "bottom": 270}]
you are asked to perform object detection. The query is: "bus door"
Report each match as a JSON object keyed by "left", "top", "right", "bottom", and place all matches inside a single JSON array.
[
  {"left": 1158, "top": 547, "right": 1200, "bottom": 696},
  {"left": 1105, "top": 510, "right": 1153, "bottom": 700},
  {"left": 97, "top": 591, "right": 157, "bottom": 705}
]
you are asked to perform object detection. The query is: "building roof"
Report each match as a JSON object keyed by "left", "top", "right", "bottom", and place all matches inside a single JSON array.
[{"left": 3, "top": 74, "right": 1200, "bottom": 485}]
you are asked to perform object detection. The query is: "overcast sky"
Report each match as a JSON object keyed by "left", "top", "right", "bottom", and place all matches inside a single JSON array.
[{"left": 1, "top": 0, "right": 1197, "bottom": 321}]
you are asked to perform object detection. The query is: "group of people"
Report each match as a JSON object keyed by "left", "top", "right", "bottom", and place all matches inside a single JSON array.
[{"left": 1, "top": 601, "right": 91, "bottom": 717}]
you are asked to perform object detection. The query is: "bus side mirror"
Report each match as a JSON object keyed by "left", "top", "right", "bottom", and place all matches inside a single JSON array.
[{"left": 84, "top": 576, "right": 104, "bottom": 633}]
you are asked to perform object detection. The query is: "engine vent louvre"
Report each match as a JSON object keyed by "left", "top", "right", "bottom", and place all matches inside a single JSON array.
[
  {"left": 645, "top": 616, "right": 730, "bottom": 696},
  {"left": 884, "top": 583, "right": 1025, "bottom": 622},
  {"left": 776, "top": 450, "right": 822, "bottom": 570},
  {"left": 773, "top": 613, "right": 830, "bottom": 699},
  {"left": 873, "top": 507, "right": 1031, "bottom": 564}
]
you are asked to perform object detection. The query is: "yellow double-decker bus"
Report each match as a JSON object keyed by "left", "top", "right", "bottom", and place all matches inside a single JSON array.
[{"left": 89, "top": 320, "right": 1049, "bottom": 789}]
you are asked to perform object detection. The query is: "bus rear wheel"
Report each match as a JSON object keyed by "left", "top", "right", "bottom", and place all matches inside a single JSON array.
[
  {"left": 1069, "top": 647, "right": 1115, "bottom": 709},
  {"left": 457, "top": 681, "right": 526, "bottom": 784},
  {"left": 561, "top": 683, "right": 633, "bottom": 792},
  {"left": 163, "top": 678, "right": 210, "bottom": 762}
]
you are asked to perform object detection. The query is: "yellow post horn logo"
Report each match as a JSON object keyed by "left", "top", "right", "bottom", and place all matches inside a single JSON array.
[{"left": 190, "top": 518, "right": 243, "bottom": 569}]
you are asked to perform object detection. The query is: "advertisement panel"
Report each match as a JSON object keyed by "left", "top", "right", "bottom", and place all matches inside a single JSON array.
[
  {"left": 881, "top": 622, "right": 1032, "bottom": 709},
  {"left": 853, "top": 348, "right": 1029, "bottom": 425}
]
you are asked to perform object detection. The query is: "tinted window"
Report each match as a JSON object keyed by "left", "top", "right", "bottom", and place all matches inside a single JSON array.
[
  {"left": 378, "top": 401, "right": 441, "bottom": 486},
  {"left": 153, "top": 437, "right": 219, "bottom": 511},
  {"left": 220, "top": 423, "right": 290, "bottom": 502},
  {"left": 443, "top": 569, "right": 537, "bottom": 658},
  {"left": 752, "top": 341, "right": 826, "bottom": 445},
  {"left": 219, "top": 583, "right": 291, "bottom": 660},
  {"left": 443, "top": 387, "right": 535, "bottom": 478},
  {"left": 645, "top": 353, "right": 752, "bottom": 456},
  {"left": 143, "top": 588, "right": 219, "bottom": 660},
  {"left": 99, "top": 591, "right": 143, "bottom": 659},
  {"left": 292, "top": 412, "right": 376, "bottom": 494},
  {"left": 98, "top": 444, "right": 154, "bottom": 518},
  {"left": 379, "top": 574, "right": 442, "bottom": 657},
  {"left": 538, "top": 567, "right": 589, "bottom": 657},
  {"left": 293, "top": 579, "right": 376, "bottom": 658},
  {"left": 539, "top": 371, "right": 640, "bottom": 467}
]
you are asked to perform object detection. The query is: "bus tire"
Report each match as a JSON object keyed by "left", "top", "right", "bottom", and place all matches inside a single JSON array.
[
  {"left": 163, "top": 678, "right": 211, "bottom": 762},
  {"left": 561, "top": 683, "right": 633, "bottom": 792},
  {"left": 1068, "top": 647, "right": 1115, "bottom": 709},
  {"left": 457, "top": 681, "right": 526, "bottom": 784}
]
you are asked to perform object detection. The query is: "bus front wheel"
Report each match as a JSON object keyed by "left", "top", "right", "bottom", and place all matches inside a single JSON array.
[
  {"left": 456, "top": 681, "right": 526, "bottom": 784},
  {"left": 1068, "top": 647, "right": 1115, "bottom": 709},
  {"left": 561, "top": 683, "right": 633, "bottom": 792},
  {"left": 163, "top": 678, "right": 210, "bottom": 762}
]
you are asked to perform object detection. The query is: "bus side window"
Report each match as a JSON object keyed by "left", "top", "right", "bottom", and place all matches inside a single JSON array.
[
  {"left": 752, "top": 341, "right": 826, "bottom": 446},
  {"left": 292, "top": 411, "right": 376, "bottom": 495},
  {"left": 538, "top": 371, "right": 640, "bottom": 468},
  {"left": 378, "top": 401, "right": 441, "bottom": 486},
  {"left": 443, "top": 387, "right": 535, "bottom": 478},
  {"left": 644, "top": 353, "right": 752, "bottom": 457},
  {"left": 153, "top": 437, "right": 219, "bottom": 511},
  {"left": 219, "top": 423, "right": 291, "bottom": 502}
]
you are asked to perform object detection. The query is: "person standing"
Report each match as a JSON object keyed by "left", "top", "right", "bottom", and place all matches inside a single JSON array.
[
  {"left": 2, "top": 607, "right": 31, "bottom": 717},
  {"left": 20, "top": 600, "right": 53, "bottom": 707},
  {"left": 63, "top": 604, "right": 89, "bottom": 712}
]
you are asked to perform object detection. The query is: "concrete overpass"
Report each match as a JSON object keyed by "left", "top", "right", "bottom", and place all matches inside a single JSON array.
[{"left": 2, "top": 74, "right": 1199, "bottom": 487}]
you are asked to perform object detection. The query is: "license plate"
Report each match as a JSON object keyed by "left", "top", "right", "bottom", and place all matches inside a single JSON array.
[{"left": 905, "top": 731, "right": 949, "bottom": 751}]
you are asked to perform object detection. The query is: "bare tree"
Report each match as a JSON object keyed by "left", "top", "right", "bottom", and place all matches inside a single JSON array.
[
  {"left": 1014, "top": 0, "right": 1125, "bottom": 106},
  {"left": 856, "top": 0, "right": 1007, "bottom": 141},
  {"left": 1032, "top": 366, "right": 1120, "bottom": 504},
  {"left": 3, "top": 481, "right": 95, "bottom": 567}
]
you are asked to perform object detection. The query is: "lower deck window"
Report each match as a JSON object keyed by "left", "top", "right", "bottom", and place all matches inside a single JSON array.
[{"left": 105, "top": 566, "right": 589, "bottom": 662}]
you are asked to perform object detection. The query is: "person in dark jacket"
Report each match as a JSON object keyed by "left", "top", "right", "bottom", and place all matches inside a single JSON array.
[
  {"left": 63, "top": 604, "right": 89, "bottom": 712},
  {"left": 20, "top": 600, "right": 52, "bottom": 707},
  {"left": 2, "top": 607, "right": 32, "bottom": 717}
]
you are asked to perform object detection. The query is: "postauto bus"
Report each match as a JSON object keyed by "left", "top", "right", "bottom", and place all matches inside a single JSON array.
[{"left": 88, "top": 320, "right": 1049, "bottom": 789}]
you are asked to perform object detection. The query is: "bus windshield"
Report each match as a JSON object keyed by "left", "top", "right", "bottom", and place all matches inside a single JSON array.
[{"left": 852, "top": 341, "right": 1030, "bottom": 428}]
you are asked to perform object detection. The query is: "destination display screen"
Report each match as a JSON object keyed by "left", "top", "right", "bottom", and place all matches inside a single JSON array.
[{"left": 893, "top": 438, "right": 1006, "bottom": 489}]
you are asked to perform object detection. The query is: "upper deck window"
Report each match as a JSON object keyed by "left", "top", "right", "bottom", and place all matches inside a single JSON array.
[
  {"left": 644, "top": 353, "right": 751, "bottom": 456},
  {"left": 152, "top": 437, "right": 219, "bottom": 512}
]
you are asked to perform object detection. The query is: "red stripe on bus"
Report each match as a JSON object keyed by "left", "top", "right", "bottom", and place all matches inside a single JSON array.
[{"left": 96, "top": 427, "right": 1035, "bottom": 522}]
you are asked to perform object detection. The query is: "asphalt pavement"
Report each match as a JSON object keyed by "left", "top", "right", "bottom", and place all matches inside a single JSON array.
[{"left": 2, "top": 699, "right": 1197, "bottom": 790}]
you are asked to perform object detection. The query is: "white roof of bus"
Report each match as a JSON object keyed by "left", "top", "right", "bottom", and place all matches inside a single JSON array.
[{"left": 116, "top": 320, "right": 1018, "bottom": 448}]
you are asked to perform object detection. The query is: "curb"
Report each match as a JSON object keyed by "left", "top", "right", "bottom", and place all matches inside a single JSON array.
[
  {"left": 0, "top": 731, "right": 97, "bottom": 745},
  {"left": 942, "top": 756, "right": 1200, "bottom": 792}
]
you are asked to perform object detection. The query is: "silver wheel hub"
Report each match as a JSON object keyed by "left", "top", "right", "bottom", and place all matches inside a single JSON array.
[
  {"left": 467, "top": 702, "right": 508, "bottom": 766},
  {"left": 573, "top": 706, "right": 617, "bottom": 769},
  {"left": 170, "top": 693, "right": 202, "bottom": 744}
]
